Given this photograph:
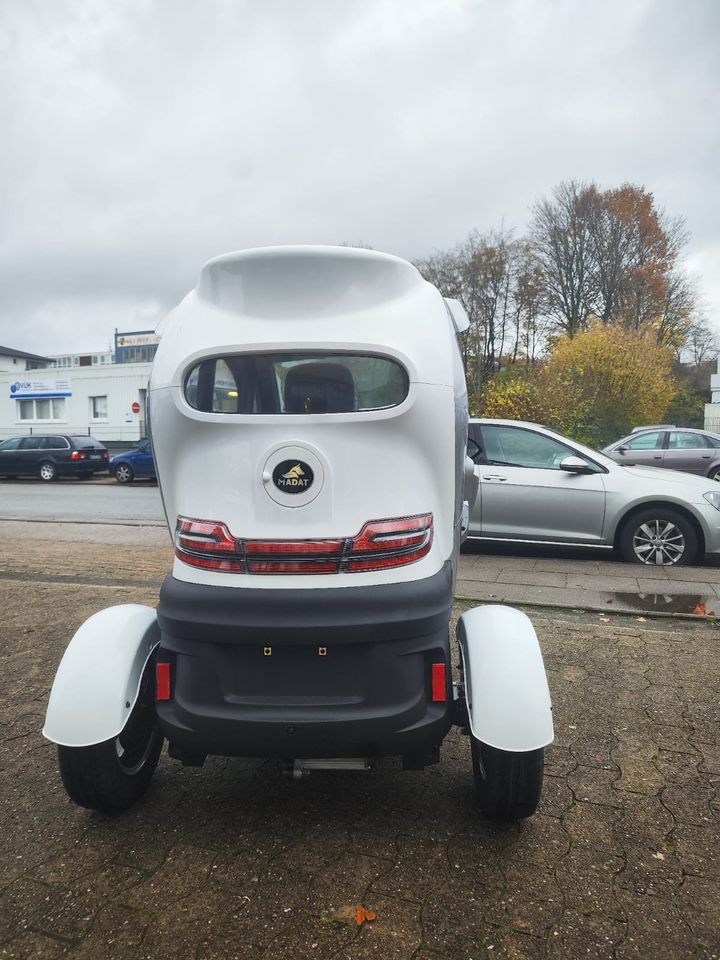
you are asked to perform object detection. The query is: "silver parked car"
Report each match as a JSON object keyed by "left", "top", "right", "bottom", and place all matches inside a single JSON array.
[
  {"left": 603, "top": 427, "right": 720, "bottom": 479},
  {"left": 466, "top": 419, "right": 720, "bottom": 565}
]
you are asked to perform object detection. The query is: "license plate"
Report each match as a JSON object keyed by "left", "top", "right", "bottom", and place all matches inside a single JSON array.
[{"left": 89, "top": 454, "right": 101, "bottom": 459}]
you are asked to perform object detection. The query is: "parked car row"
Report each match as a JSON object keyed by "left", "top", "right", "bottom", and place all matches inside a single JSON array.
[
  {"left": 0, "top": 435, "right": 156, "bottom": 483},
  {"left": 3, "top": 423, "right": 719, "bottom": 566}
]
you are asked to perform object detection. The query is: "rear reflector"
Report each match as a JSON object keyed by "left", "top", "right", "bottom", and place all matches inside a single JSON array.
[
  {"left": 174, "top": 513, "right": 433, "bottom": 575},
  {"left": 156, "top": 662, "right": 171, "bottom": 701},
  {"left": 431, "top": 662, "right": 446, "bottom": 702}
]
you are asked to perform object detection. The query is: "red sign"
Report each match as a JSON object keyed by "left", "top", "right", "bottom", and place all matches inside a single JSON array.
[{"left": 131, "top": 402, "right": 141, "bottom": 414}]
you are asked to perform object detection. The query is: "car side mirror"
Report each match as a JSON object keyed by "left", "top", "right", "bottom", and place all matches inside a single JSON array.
[
  {"left": 559, "top": 456, "right": 591, "bottom": 474},
  {"left": 617, "top": 445, "right": 626, "bottom": 454}
]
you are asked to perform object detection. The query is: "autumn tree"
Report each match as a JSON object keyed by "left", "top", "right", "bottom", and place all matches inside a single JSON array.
[
  {"left": 530, "top": 180, "right": 697, "bottom": 346},
  {"left": 479, "top": 324, "right": 677, "bottom": 447},
  {"left": 416, "top": 230, "right": 545, "bottom": 409}
]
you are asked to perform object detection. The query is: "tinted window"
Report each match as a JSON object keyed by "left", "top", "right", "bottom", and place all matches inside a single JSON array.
[
  {"left": 73, "top": 436, "right": 103, "bottom": 449},
  {"left": 481, "top": 425, "right": 582, "bottom": 469},
  {"left": 0, "top": 437, "right": 23, "bottom": 450},
  {"left": 20, "top": 437, "right": 43, "bottom": 450},
  {"left": 707, "top": 435, "right": 720, "bottom": 449},
  {"left": 467, "top": 438, "right": 483, "bottom": 463},
  {"left": 41, "top": 437, "right": 69, "bottom": 450},
  {"left": 667, "top": 431, "right": 708, "bottom": 450},
  {"left": 624, "top": 431, "right": 663, "bottom": 451},
  {"left": 184, "top": 353, "right": 408, "bottom": 415}
]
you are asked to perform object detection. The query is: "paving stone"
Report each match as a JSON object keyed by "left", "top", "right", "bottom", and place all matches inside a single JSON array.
[{"left": 2, "top": 535, "right": 720, "bottom": 959}]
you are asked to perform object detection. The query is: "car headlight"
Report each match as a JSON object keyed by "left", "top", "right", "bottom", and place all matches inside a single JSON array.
[{"left": 703, "top": 491, "right": 720, "bottom": 511}]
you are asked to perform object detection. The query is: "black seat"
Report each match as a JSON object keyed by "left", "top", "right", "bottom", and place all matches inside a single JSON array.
[{"left": 284, "top": 363, "right": 355, "bottom": 414}]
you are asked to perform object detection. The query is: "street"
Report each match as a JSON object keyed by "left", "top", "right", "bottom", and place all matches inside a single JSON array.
[{"left": 0, "top": 480, "right": 165, "bottom": 525}]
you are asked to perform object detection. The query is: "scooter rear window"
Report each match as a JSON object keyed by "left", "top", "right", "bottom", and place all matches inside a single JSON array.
[{"left": 184, "top": 353, "right": 408, "bottom": 414}]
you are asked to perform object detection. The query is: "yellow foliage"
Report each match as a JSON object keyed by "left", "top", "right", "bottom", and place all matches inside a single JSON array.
[{"left": 479, "top": 325, "right": 677, "bottom": 447}]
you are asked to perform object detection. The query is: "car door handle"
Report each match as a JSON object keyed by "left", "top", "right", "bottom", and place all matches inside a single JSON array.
[
  {"left": 701, "top": 455, "right": 712, "bottom": 459},
  {"left": 653, "top": 456, "right": 662, "bottom": 460},
  {"left": 482, "top": 474, "right": 508, "bottom": 481}
]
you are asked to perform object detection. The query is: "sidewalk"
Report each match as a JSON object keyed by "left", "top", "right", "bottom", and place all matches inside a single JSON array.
[{"left": 458, "top": 544, "right": 720, "bottom": 618}]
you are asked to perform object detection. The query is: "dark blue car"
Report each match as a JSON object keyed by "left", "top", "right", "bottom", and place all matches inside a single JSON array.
[{"left": 110, "top": 438, "right": 156, "bottom": 483}]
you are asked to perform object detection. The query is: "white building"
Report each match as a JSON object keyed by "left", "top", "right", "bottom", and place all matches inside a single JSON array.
[
  {"left": 0, "top": 362, "right": 152, "bottom": 444},
  {"left": 704, "top": 356, "right": 720, "bottom": 434},
  {"left": 0, "top": 345, "right": 51, "bottom": 372}
]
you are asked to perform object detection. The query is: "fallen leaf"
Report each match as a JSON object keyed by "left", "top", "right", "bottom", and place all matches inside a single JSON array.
[
  {"left": 606, "top": 599, "right": 613, "bottom": 604},
  {"left": 599, "top": 617, "right": 611, "bottom": 623},
  {"left": 636, "top": 617, "right": 646, "bottom": 623},
  {"left": 652, "top": 851, "right": 666, "bottom": 861},
  {"left": 355, "top": 907, "right": 377, "bottom": 926}
]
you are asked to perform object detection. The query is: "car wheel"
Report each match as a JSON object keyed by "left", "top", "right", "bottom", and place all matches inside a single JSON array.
[
  {"left": 619, "top": 508, "right": 698, "bottom": 566},
  {"left": 57, "top": 664, "right": 163, "bottom": 813},
  {"left": 38, "top": 461, "right": 58, "bottom": 482},
  {"left": 709, "top": 466, "right": 720, "bottom": 482},
  {"left": 115, "top": 463, "right": 134, "bottom": 483},
  {"left": 471, "top": 738, "right": 544, "bottom": 820}
]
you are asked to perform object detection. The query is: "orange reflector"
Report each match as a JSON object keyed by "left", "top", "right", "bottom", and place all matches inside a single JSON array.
[
  {"left": 156, "top": 662, "right": 171, "bottom": 701},
  {"left": 431, "top": 662, "right": 446, "bottom": 702}
]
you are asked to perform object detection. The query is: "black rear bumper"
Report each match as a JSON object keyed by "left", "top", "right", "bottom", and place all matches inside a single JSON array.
[{"left": 156, "top": 562, "right": 454, "bottom": 761}]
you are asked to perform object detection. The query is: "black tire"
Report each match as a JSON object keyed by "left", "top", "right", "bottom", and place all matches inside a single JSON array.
[
  {"left": 709, "top": 466, "right": 720, "bottom": 482},
  {"left": 619, "top": 507, "right": 698, "bottom": 566},
  {"left": 38, "top": 461, "right": 58, "bottom": 482},
  {"left": 114, "top": 463, "right": 134, "bottom": 484},
  {"left": 57, "top": 666, "right": 163, "bottom": 813},
  {"left": 471, "top": 739, "right": 544, "bottom": 820}
]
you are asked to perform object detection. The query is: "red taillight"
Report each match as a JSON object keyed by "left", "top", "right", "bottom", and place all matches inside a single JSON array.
[
  {"left": 70, "top": 450, "right": 87, "bottom": 460},
  {"left": 431, "top": 662, "right": 447, "bottom": 702},
  {"left": 175, "top": 517, "right": 245, "bottom": 572},
  {"left": 173, "top": 513, "right": 433, "bottom": 575},
  {"left": 346, "top": 514, "right": 433, "bottom": 572},
  {"left": 156, "top": 662, "right": 171, "bottom": 701},
  {"left": 102, "top": 451, "right": 109, "bottom": 459}
]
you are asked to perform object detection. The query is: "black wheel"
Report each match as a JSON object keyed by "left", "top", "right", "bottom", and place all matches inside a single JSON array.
[
  {"left": 471, "top": 739, "right": 544, "bottom": 820},
  {"left": 57, "top": 664, "right": 163, "bottom": 813},
  {"left": 619, "top": 507, "right": 698, "bottom": 566},
  {"left": 38, "top": 461, "right": 58, "bottom": 482},
  {"left": 709, "top": 466, "right": 720, "bottom": 482},
  {"left": 114, "top": 463, "right": 134, "bottom": 484}
]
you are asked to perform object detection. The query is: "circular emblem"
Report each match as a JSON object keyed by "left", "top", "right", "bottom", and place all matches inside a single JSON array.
[{"left": 272, "top": 459, "right": 314, "bottom": 494}]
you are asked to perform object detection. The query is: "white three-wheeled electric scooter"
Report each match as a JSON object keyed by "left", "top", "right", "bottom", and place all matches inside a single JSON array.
[{"left": 44, "top": 246, "right": 553, "bottom": 819}]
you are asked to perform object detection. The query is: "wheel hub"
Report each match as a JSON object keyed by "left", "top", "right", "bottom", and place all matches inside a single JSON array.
[{"left": 633, "top": 520, "right": 685, "bottom": 565}]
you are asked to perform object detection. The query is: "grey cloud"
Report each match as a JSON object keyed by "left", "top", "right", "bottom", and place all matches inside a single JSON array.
[{"left": 1, "top": 0, "right": 718, "bottom": 354}]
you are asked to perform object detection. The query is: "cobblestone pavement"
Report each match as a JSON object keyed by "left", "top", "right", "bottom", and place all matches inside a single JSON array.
[{"left": 1, "top": 533, "right": 719, "bottom": 959}]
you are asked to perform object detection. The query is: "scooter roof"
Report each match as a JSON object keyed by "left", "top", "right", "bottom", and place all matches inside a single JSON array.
[{"left": 151, "top": 246, "right": 456, "bottom": 390}]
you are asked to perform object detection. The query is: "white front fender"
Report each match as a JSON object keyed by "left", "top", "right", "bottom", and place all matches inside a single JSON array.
[
  {"left": 43, "top": 605, "right": 160, "bottom": 748},
  {"left": 458, "top": 605, "right": 553, "bottom": 752}
]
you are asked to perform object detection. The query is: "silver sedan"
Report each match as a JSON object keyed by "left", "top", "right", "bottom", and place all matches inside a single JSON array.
[{"left": 466, "top": 419, "right": 720, "bottom": 565}]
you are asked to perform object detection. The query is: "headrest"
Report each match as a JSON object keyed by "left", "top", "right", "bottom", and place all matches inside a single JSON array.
[{"left": 284, "top": 362, "right": 356, "bottom": 414}]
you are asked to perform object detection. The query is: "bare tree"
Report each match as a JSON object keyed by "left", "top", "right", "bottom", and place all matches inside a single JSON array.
[{"left": 530, "top": 180, "right": 597, "bottom": 337}]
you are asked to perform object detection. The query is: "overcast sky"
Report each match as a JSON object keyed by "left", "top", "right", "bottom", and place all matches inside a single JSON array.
[{"left": 1, "top": 0, "right": 718, "bottom": 356}]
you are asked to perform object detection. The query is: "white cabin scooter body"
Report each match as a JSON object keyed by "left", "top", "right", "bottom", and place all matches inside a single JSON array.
[{"left": 44, "top": 246, "right": 552, "bottom": 818}]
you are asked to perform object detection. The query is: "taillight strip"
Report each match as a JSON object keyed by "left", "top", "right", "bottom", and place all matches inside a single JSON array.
[{"left": 174, "top": 514, "right": 433, "bottom": 575}]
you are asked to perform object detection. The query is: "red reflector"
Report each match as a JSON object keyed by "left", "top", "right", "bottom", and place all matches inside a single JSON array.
[
  {"left": 431, "top": 662, "right": 446, "bottom": 702},
  {"left": 156, "top": 662, "right": 171, "bottom": 701}
]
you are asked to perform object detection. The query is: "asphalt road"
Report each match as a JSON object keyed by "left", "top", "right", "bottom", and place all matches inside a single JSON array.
[{"left": 0, "top": 480, "right": 166, "bottom": 525}]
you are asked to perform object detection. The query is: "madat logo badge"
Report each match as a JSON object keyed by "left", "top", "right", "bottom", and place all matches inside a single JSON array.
[{"left": 272, "top": 460, "right": 314, "bottom": 494}]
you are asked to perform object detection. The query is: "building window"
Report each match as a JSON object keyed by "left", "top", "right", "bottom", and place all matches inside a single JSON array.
[
  {"left": 17, "top": 398, "right": 66, "bottom": 421},
  {"left": 90, "top": 395, "right": 108, "bottom": 419}
]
